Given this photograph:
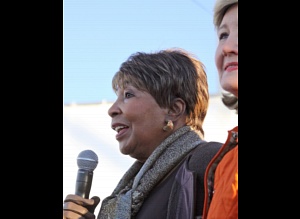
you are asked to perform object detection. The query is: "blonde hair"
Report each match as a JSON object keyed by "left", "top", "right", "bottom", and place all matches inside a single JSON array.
[{"left": 213, "top": 0, "right": 238, "bottom": 28}]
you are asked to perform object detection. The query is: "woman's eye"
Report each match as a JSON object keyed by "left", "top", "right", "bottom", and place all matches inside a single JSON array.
[
  {"left": 219, "top": 32, "right": 228, "bottom": 40},
  {"left": 125, "top": 92, "right": 133, "bottom": 98}
]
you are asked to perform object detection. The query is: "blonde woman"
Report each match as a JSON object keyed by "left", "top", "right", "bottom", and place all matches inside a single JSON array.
[{"left": 202, "top": 0, "right": 238, "bottom": 218}]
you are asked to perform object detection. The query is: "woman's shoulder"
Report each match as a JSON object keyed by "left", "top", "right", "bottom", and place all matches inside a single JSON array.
[
  {"left": 192, "top": 141, "right": 223, "bottom": 159},
  {"left": 187, "top": 141, "right": 223, "bottom": 174}
]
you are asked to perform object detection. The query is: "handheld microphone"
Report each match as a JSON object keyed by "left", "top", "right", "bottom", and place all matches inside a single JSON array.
[{"left": 75, "top": 150, "right": 98, "bottom": 199}]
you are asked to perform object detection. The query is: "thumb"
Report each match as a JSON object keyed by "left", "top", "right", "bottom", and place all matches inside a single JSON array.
[{"left": 87, "top": 196, "right": 100, "bottom": 214}]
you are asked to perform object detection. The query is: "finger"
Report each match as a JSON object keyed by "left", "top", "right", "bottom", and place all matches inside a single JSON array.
[
  {"left": 64, "top": 194, "right": 95, "bottom": 206},
  {"left": 63, "top": 201, "right": 89, "bottom": 216},
  {"left": 82, "top": 211, "right": 96, "bottom": 219},
  {"left": 91, "top": 196, "right": 100, "bottom": 206},
  {"left": 63, "top": 209, "right": 85, "bottom": 219},
  {"left": 63, "top": 208, "right": 96, "bottom": 219},
  {"left": 87, "top": 196, "right": 100, "bottom": 213}
]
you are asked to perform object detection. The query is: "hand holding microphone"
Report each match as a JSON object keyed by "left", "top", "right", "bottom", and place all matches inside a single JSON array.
[{"left": 63, "top": 150, "right": 100, "bottom": 219}]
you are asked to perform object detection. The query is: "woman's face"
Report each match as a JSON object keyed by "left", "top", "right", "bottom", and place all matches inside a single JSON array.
[
  {"left": 108, "top": 85, "right": 169, "bottom": 162},
  {"left": 215, "top": 4, "right": 238, "bottom": 97}
]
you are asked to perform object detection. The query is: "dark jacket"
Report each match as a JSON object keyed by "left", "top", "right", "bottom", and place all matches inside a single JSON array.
[{"left": 135, "top": 141, "right": 222, "bottom": 219}]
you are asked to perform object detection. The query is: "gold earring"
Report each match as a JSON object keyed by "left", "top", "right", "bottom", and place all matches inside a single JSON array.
[{"left": 163, "top": 120, "right": 174, "bottom": 131}]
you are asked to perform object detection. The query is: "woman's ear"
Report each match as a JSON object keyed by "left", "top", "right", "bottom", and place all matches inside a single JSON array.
[{"left": 168, "top": 98, "right": 186, "bottom": 120}]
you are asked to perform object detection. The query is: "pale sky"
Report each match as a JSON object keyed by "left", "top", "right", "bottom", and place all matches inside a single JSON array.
[{"left": 63, "top": 0, "right": 220, "bottom": 105}]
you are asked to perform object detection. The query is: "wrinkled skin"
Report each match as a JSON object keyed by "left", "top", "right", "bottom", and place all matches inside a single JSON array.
[{"left": 63, "top": 194, "right": 100, "bottom": 219}]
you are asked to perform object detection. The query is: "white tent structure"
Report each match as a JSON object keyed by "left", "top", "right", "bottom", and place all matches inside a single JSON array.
[{"left": 63, "top": 94, "right": 237, "bottom": 214}]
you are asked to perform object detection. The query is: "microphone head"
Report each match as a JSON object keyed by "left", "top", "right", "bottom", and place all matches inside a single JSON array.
[{"left": 77, "top": 150, "right": 98, "bottom": 171}]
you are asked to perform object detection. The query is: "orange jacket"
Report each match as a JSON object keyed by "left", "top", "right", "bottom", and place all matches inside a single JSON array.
[{"left": 202, "top": 126, "right": 238, "bottom": 219}]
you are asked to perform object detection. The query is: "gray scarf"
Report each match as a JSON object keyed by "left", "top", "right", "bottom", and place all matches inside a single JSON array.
[{"left": 98, "top": 126, "right": 203, "bottom": 219}]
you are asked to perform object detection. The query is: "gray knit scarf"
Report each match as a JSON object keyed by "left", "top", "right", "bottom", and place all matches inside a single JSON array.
[{"left": 98, "top": 126, "right": 203, "bottom": 219}]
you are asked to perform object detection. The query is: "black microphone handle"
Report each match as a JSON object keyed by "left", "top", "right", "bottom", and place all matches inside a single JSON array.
[{"left": 75, "top": 168, "right": 94, "bottom": 199}]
